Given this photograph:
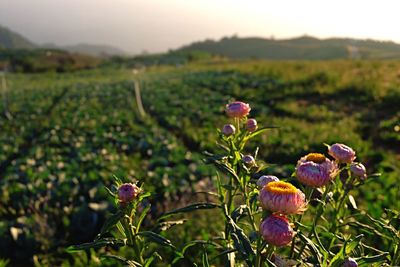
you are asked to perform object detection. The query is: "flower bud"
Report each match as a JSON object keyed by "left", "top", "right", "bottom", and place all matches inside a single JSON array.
[
  {"left": 342, "top": 257, "right": 358, "bottom": 267},
  {"left": 118, "top": 183, "right": 140, "bottom": 203},
  {"left": 260, "top": 214, "right": 294, "bottom": 247},
  {"left": 246, "top": 118, "right": 258, "bottom": 132},
  {"left": 242, "top": 155, "right": 256, "bottom": 167},
  {"left": 257, "top": 175, "right": 279, "bottom": 189},
  {"left": 328, "top": 143, "right": 356, "bottom": 163},
  {"left": 226, "top": 101, "right": 251, "bottom": 118},
  {"left": 350, "top": 162, "right": 367, "bottom": 180},
  {"left": 222, "top": 124, "right": 236, "bottom": 136},
  {"left": 259, "top": 181, "right": 306, "bottom": 214}
]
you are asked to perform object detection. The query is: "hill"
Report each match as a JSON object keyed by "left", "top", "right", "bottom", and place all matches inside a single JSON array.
[
  {"left": 0, "top": 24, "right": 126, "bottom": 56},
  {"left": 0, "top": 25, "right": 36, "bottom": 49},
  {"left": 176, "top": 35, "right": 400, "bottom": 60}
]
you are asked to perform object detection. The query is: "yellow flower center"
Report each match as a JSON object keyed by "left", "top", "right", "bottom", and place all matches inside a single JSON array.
[
  {"left": 305, "top": 153, "right": 326, "bottom": 164},
  {"left": 265, "top": 181, "right": 297, "bottom": 194}
]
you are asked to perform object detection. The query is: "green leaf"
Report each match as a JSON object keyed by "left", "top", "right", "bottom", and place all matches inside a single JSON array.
[
  {"left": 136, "top": 205, "right": 151, "bottom": 233},
  {"left": 66, "top": 238, "right": 125, "bottom": 252},
  {"left": 97, "top": 210, "right": 124, "bottom": 238},
  {"left": 357, "top": 252, "right": 389, "bottom": 264},
  {"left": 202, "top": 247, "right": 210, "bottom": 267},
  {"left": 143, "top": 252, "right": 162, "bottom": 267},
  {"left": 345, "top": 234, "right": 363, "bottom": 254},
  {"left": 231, "top": 205, "right": 248, "bottom": 223},
  {"left": 297, "top": 232, "right": 322, "bottom": 264},
  {"left": 137, "top": 231, "right": 175, "bottom": 248},
  {"left": 222, "top": 205, "right": 255, "bottom": 259},
  {"left": 159, "top": 203, "right": 219, "bottom": 220},
  {"left": 101, "top": 254, "right": 142, "bottom": 267},
  {"left": 244, "top": 126, "right": 278, "bottom": 140},
  {"left": 104, "top": 186, "right": 116, "bottom": 198}
]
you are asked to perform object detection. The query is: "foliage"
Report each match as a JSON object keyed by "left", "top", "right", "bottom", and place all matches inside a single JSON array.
[{"left": 0, "top": 60, "right": 399, "bottom": 265}]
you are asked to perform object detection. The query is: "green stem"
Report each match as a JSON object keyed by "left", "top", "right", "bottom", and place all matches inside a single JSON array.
[
  {"left": 255, "top": 237, "right": 262, "bottom": 267},
  {"left": 329, "top": 175, "right": 356, "bottom": 234},
  {"left": 122, "top": 216, "right": 143, "bottom": 264},
  {"left": 296, "top": 183, "right": 332, "bottom": 259}
]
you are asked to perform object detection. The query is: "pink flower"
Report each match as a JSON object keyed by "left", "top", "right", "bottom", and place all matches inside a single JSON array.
[
  {"left": 222, "top": 124, "right": 236, "bottom": 136},
  {"left": 257, "top": 175, "right": 279, "bottom": 189},
  {"left": 246, "top": 118, "right": 258, "bottom": 132},
  {"left": 226, "top": 101, "right": 251, "bottom": 118},
  {"left": 296, "top": 153, "right": 338, "bottom": 187},
  {"left": 328, "top": 143, "right": 356, "bottom": 163},
  {"left": 260, "top": 214, "right": 294, "bottom": 247},
  {"left": 350, "top": 162, "right": 367, "bottom": 180},
  {"left": 259, "top": 181, "right": 306, "bottom": 214},
  {"left": 242, "top": 155, "right": 256, "bottom": 167},
  {"left": 342, "top": 257, "right": 358, "bottom": 267},
  {"left": 118, "top": 183, "right": 140, "bottom": 203}
]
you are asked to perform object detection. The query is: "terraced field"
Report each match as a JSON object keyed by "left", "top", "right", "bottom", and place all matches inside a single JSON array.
[{"left": 0, "top": 60, "right": 399, "bottom": 265}]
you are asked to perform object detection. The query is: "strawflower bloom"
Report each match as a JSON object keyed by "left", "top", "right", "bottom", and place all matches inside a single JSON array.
[
  {"left": 260, "top": 214, "right": 294, "bottom": 247},
  {"left": 328, "top": 143, "right": 356, "bottom": 163},
  {"left": 257, "top": 175, "right": 279, "bottom": 189},
  {"left": 242, "top": 155, "right": 256, "bottom": 167},
  {"left": 296, "top": 153, "right": 338, "bottom": 187},
  {"left": 118, "top": 183, "right": 140, "bottom": 203},
  {"left": 342, "top": 257, "right": 358, "bottom": 267},
  {"left": 259, "top": 181, "right": 306, "bottom": 214},
  {"left": 350, "top": 162, "right": 367, "bottom": 180},
  {"left": 246, "top": 118, "right": 258, "bottom": 132},
  {"left": 222, "top": 124, "right": 236, "bottom": 136},
  {"left": 226, "top": 101, "right": 251, "bottom": 118}
]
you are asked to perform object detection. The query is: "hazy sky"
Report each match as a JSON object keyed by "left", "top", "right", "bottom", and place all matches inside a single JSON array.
[{"left": 1, "top": 0, "right": 399, "bottom": 54}]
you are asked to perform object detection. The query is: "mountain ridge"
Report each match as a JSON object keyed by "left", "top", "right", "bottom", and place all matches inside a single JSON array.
[
  {"left": 176, "top": 35, "right": 400, "bottom": 60},
  {"left": 0, "top": 24, "right": 127, "bottom": 56}
]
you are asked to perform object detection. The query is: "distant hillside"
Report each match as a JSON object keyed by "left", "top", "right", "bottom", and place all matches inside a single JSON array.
[
  {"left": 0, "top": 24, "right": 126, "bottom": 56},
  {"left": 42, "top": 43, "right": 127, "bottom": 57},
  {"left": 177, "top": 36, "right": 400, "bottom": 60},
  {"left": 0, "top": 25, "right": 36, "bottom": 49}
]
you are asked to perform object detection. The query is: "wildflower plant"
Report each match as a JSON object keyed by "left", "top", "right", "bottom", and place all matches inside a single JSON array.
[
  {"left": 196, "top": 101, "right": 396, "bottom": 266},
  {"left": 67, "top": 176, "right": 175, "bottom": 266}
]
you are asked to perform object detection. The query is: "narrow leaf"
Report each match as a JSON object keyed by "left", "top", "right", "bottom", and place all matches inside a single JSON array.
[{"left": 137, "top": 231, "right": 174, "bottom": 248}]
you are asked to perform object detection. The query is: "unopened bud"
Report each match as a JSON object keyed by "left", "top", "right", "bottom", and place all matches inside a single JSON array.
[
  {"left": 222, "top": 124, "right": 236, "bottom": 136},
  {"left": 246, "top": 119, "right": 258, "bottom": 132}
]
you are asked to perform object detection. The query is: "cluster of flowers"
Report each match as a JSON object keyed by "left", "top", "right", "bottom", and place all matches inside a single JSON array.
[{"left": 224, "top": 101, "right": 367, "bottom": 267}]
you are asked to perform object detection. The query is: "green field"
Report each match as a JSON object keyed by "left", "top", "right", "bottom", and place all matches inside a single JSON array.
[{"left": 0, "top": 60, "right": 399, "bottom": 266}]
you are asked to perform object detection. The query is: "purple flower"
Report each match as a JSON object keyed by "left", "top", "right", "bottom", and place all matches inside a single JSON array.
[
  {"left": 259, "top": 181, "right": 306, "bottom": 214},
  {"left": 118, "top": 183, "right": 140, "bottom": 203},
  {"left": 226, "top": 101, "right": 251, "bottom": 118},
  {"left": 296, "top": 153, "right": 338, "bottom": 187},
  {"left": 328, "top": 143, "right": 356, "bottom": 163},
  {"left": 242, "top": 155, "right": 256, "bottom": 167},
  {"left": 246, "top": 118, "right": 258, "bottom": 132},
  {"left": 342, "top": 257, "right": 358, "bottom": 267},
  {"left": 350, "top": 162, "right": 367, "bottom": 180},
  {"left": 257, "top": 175, "right": 279, "bottom": 189},
  {"left": 260, "top": 214, "right": 294, "bottom": 247},
  {"left": 222, "top": 124, "right": 236, "bottom": 136}
]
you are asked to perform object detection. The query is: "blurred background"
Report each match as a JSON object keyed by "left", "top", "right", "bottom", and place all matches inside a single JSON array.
[{"left": 0, "top": 0, "right": 399, "bottom": 266}]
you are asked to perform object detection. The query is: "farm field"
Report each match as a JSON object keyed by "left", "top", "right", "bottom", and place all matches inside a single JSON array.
[{"left": 0, "top": 60, "right": 399, "bottom": 266}]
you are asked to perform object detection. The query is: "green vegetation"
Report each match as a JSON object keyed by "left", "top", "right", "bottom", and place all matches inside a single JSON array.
[
  {"left": 178, "top": 35, "right": 400, "bottom": 59},
  {"left": 0, "top": 49, "right": 102, "bottom": 72},
  {"left": 0, "top": 60, "right": 399, "bottom": 265}
]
